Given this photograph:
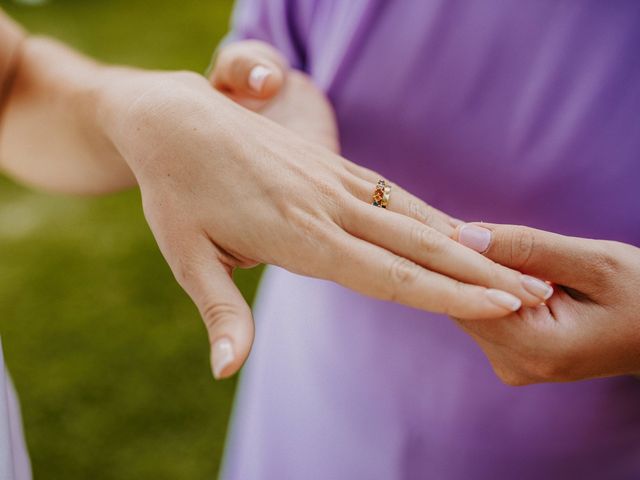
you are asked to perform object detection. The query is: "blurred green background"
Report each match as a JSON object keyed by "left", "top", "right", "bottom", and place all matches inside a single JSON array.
[{"left": 0, "top": 0, "right": 264, "bottom": 478}]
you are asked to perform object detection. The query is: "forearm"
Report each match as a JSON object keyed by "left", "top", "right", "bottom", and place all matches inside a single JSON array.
[
  {"left": 0, "top": 12, "right": 134, "bottom": 195},
  {"left": 0, "top": 10, "right": 24, "bottom": 113}
]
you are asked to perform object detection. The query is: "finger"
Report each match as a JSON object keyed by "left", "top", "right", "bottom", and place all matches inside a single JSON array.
[
  {"left": 325, "top": 233, "right": 523, "bottom": 319},
  {"left": 454, "top": 223, "right": 605, "bottom": 292},
  {"left": 342, "top": 204, "right": 552, "bottom": 305},
  {"left": 340, "top": 165, "right": 462, "bottom": 235},
  {"left": 211, "top": 42, "right": 287, "bottom": 99},
  {"left": 166, "top": 235, "right": 255, "bottom": 380}
]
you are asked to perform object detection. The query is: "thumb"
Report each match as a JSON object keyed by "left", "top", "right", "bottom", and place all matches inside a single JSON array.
[
  {"left": 170, "top": 239, "right": 255, "bottom": 380},
  {"left": 211, "top": 44, "right": 287, "bottom": 99},
  {"left": 455, "top": 223, "right": 600, "bottom": 291}
]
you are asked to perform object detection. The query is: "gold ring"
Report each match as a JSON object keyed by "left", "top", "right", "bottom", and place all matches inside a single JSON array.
[{"left": 372, "top": 179, "right": 392, "bottom": 208}]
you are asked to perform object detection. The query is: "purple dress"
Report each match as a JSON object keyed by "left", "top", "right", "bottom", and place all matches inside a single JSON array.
[
  {"left": 222, "top": 0, "right": 640, "bottom": 478},
  {"left": 0, "top": 340, "right": 31, "bottom": 480}
]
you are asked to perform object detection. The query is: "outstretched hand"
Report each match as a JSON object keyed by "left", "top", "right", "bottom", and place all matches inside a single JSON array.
[
  {"left": 0, "top": 28, "right": 556, "bottom": 382},
  {"left": 96, "top": 41, "right": 557, "bottom": 380},
  {"left": 454, "top": 223, "right": 640, "bottom": 385}
]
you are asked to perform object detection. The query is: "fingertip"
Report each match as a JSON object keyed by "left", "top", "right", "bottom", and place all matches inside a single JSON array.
[
  {"left": 262, "top": 67, "right": 285, "bottom": 98},
  {"left": 458, "top": 223, "right": 492, "bottom": 253},
  {"left": 211, "top": 336, "right": 235, "bottom": 380},
  {"left": 485, "top": 288, "right": 522, "bottom": 313},
  {"left": 248, "top": 65, "right": 272, "bottom": 93},
  {"left": 207, "top": 309, "right": 255, "bottom": 381},
  {"left": 248, "top": 63, "right": 284, "bottom": 98},
  {"left": 521, "top": 275, "right": 554, "bottom": 301}
]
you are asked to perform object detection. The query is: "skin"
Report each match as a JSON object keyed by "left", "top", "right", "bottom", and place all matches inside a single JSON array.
[
  {"left": 219, "top": 40, "right": 640, "bottom": 384},
  {"left": 455, "top": 223, "right": 640, "bottom": 385},
  {"left": 0, "top": 13, "right": 548, "bottom": 381}
]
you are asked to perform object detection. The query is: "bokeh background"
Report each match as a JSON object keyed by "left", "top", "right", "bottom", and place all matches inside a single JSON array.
[{"left": 0, "top": 1, "right": 263, "bottom": 478}]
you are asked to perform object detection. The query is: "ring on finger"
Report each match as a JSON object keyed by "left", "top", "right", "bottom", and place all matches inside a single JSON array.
[{"left": 372, "top": 179, "right": 392, "bottom": 209}]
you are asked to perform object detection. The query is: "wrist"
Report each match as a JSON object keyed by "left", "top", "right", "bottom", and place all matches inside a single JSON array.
[{"left": 0, "top": 35, "right": 138, "bottom": 193}]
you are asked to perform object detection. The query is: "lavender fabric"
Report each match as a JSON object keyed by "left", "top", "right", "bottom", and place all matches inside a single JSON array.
[
  {"left": 221, "top": 0, "right": 640, "bottom": 478},
  {"left": 0, "top": 340, "right": 31, "bottom": 480}
]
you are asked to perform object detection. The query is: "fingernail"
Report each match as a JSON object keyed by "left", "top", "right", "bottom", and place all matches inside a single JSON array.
[
  {"left": 212, "top": 337, "right": 234, "bottom": 379},
  {"left": 486, "top": 289, "right": 522, "bottom": 311},
  {"left": 521, "top": 275, "right": 553, "bottom": 300},
  {"left": 249, "top": 65, "right": 271, "bottom": 92},
  {"left": 458, "top": 224, "right": 491, "bottom": 253}
]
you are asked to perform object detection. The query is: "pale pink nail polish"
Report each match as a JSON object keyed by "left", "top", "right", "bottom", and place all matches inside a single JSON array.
[
  {"left": 249, "top": 65, "right": 271, "bottom": 92},
  {"left": 458, "top": 224, "right": 491, "bottom": 253},
  {"left": 521, "top": 275, "right": 554, "bottom": 300},
  {"left": 212, "top": 337, "right": 234, "bottom": 379},
  {"left": 485, "top": 289, "right": 522, "bottom": 311}
]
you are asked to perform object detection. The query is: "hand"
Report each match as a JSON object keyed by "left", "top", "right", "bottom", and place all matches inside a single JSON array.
[
  {"left": 210, "top": 40, "right": 339, "bottom": 152},
  {"left": 97, "top": 69, "right": 551, "bottom": 380},
  {"left": 454, "top": 223, "right": 640, "bottom": 385},
  {"left": 1, "top": 30, "right": 542, "bottom": 380}
]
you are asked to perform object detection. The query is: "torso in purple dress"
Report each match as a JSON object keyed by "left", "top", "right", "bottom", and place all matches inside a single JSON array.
[{"left": 222, "top": 1, "right": 640, "bottom": 478}]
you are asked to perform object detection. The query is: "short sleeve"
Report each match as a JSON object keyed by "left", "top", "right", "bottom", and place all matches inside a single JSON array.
[{"left": 225, "top": 0, "right": 308, "bottom": 70}]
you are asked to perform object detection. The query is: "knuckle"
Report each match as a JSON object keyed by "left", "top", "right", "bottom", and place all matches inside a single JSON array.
[
  {"left": 411, "top": 224, "right": 443, "bottom": 255},
  {"left": 387, "top": 257, "right": 420, "bottom": 300},
  {"left": 442, "top": 281, "right": 473, "bottom": 317},
  {"left": 201, "top": 301, "right": 240, "bottom": 333},
  {"left": 495, "top": 367, "right": 531, "bottom": 387},
  {"left": 230, "top": 55, "right": 250, "bottom": 80},
  {"left": 330, "top": 195, "right": 352, "bottom": 229},
  {"left": 284, "top": 208, "right": 336, "bottom": 269},
  {"left": 212, "top": 47, "right": 231, "bottom": 72},
  {"left": 589, "top": 242, "right": 623, "bottom": 281},
  {"left": 487, "top": 260, "right": 511, "bottom": 288},
  {"left": 408, "top": 198, "right": 434, "bottom": 225},
  {"left": 488, "top": 357, "right": 535, "bottom": 386},
  {"left": 172, "top": 257, "right": 199, "bottom": 289},
  {"left": 290, "top": 208, "right": 330, "bottom": 240},
  {"left": 527, "top": 359, "right": 566, "bottom": 383},
  {"left": 316, "top": 181, "right": 344, "bottom": 210},
  {"left": 509, "top": 226, "right": 536, "bottom": 269}
]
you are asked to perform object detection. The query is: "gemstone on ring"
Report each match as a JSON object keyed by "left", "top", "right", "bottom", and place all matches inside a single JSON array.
[{"left": 372, "top": 179, "right": 391, "bottom": 208}]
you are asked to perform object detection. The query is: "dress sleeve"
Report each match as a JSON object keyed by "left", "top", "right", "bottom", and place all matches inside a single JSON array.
[
  {"left": 225, "top": 0, "right": 308, "bottom": 69},
  {"left": 0, "top": 10, "right": 25, "bottom": 112}
]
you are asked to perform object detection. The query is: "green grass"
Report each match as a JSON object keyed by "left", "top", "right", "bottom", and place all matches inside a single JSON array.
[{"left": 0, "top": 1, "right": 263, "bottom": 478}]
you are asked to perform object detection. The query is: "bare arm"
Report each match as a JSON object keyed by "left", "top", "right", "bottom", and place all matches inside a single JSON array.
[
  {"left": 0, "top": 10, "right": 23, "bottom": 109},
  {"left": 0, "top": 9, "right": 134, "bottom": 194}
]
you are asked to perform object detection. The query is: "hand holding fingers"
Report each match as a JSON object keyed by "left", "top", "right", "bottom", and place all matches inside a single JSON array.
[
  {"left": 454, "top": 222, "right": 624, "bottom": 297},
  {"left": 210, "top": 40, "right": 288, "bottom": 99},
  {"left": 113, "top": 72, "right": 573, "bottom": 382},
  {"left": 453, "top": 294, "right": 628, "bottom": 385},
  {"left": 451, "top": 226, "right": 640, "bottom": 385}
]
